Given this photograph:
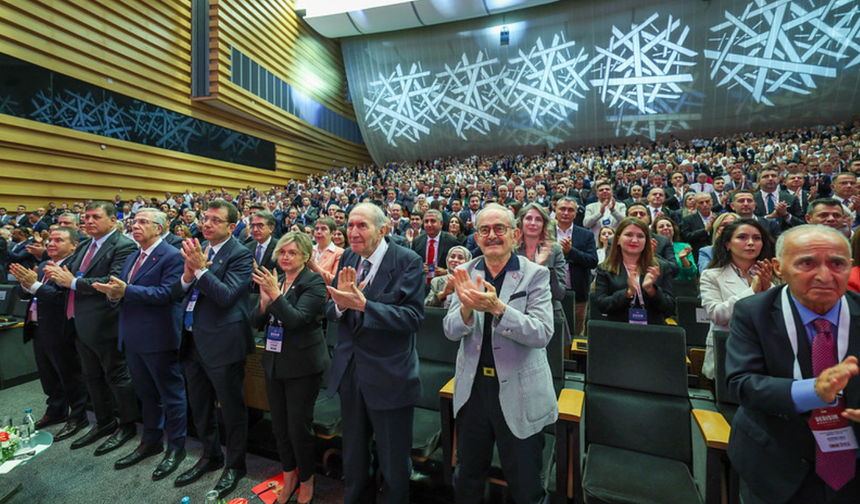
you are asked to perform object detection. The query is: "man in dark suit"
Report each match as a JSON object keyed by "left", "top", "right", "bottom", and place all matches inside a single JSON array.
[
  {"left": 711, "top": 177, "right": 731, "bottom": 214},
  {"left": 297, "top": 197, "right": 319, "bottom": 228},
  {"left": 680, "top": 192, "right": 717, "bottom": 261},
  {"left": 785, "top": 172, "right": 815, "bottom": 214},
  {"left": 10, "top": 227, "right": 88, "bottom": 440},
  {"left": 43, "top": 201, "right": 140, "bottom": 455},
  {"left": 387, "top": 203, "right": 409, "bottom": 238},
  {"left": 727, "top": 225, "right": 860, "bottom": 504},
  {"left": 663, "top": 172, "right": 690, "bottom": 212},
  {"left": 325, "top": 202, "right": 424, "bottom": 504},
  {"left": 754, "top": 168, "right": 804, "bottom": 232},
  {"left": 554, "top": 197, "right": 598, "bottom": 335},
  {"left": 245, "top": 210, "right": 279, "bottom": 283},
  {"left": 460, "top": 194, "right": 482, "bottom": 234},
  {"left": 731, "top": 190, "right": 782, "bottom": 239},
  {"left": 410, "top": 209, "right": 458, "bottom": 283},
  {"left": 171, "top": 200, "right": 254, "bottom": 499},
  {"left": 8, "top": 227, "right": 37, "bottom": 271},
  {"left": 91, "top": 209, "right": 188, "bottom": 480}
]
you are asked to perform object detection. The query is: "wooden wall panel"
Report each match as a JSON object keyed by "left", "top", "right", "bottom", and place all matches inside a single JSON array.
[{"left": 0, "top": 0, "right": 370, "bottom": 209}]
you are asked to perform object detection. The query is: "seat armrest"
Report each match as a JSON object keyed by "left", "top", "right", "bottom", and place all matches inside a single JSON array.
[
  {"left": 558, "top": 389, "right": 584, "bottom": 422},
  {"left": 439, "top": 377, "right": 454, "bottom": 399},
  {"left": 692, "top": 409, "right": 730, "bottom": 450}
]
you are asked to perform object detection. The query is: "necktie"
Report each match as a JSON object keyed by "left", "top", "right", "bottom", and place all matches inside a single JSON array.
[
  {"left": 255, "top": 244, "right": 264, "bottom": 266},
  {"left": 66, "top": 242, "right": 97, "bottom": 319},
  {"left": 766, "top": 194, "right": 775, "bottom": 214},
  {"left": 811, "top": 318, "right": 855, "bottom": 490},
  {"left": 128, "top": 251, "right": 147, "bottom": 283},
  {"left": 184, "top": 247, "right": 215, "bottom": 331},
  {"left": 844, "top": 199, "right": 851, "bottom": 208},
  {"left": 351, "top": 260, "right": 372, "bottom": 328},
  {"left": 357, "top": 259, "right": 372, "bottom": 286},
  {"left": 427, "top": 239, "right": 436, "bottom": 284}
]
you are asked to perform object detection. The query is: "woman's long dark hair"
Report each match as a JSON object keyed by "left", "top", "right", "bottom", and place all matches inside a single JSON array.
[{"left": 708, "top": 218, "right": 775, "bottom": 270}]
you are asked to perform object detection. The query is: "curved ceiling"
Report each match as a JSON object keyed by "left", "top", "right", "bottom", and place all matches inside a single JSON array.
[{"left": 298, "top": 0, "right": 559, "bottom": 38}]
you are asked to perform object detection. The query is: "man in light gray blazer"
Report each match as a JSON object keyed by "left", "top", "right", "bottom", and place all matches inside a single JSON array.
[{"left": 443, "top": 203, "right": 557, "bottom": 504}]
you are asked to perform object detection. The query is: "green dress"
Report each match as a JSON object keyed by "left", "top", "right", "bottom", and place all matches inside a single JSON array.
[{"left": 672, "top": 241, "right": 698, "bottom": 280}]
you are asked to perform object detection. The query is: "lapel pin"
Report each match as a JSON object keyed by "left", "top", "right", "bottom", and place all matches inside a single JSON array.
[{"left": 513, "top": 273, "right": 517, "bottom": 279}]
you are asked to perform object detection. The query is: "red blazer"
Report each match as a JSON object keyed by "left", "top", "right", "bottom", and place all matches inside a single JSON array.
[{"left": 848, "top": 266, "right": 860, "bottom": 294}]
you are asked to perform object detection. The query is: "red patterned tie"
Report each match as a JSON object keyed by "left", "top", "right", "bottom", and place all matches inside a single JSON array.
[
  {"left": 427, "top": 239, "right": 436, "bottom": 284},
  {"left": 66, "top": 242, "right": 97, "bottom": 319},
  {"left": 128, "top": 252, "right": 147, "bottom": 283},
  {"left": 811, "top": 318, "right": 856, "bottom": 490}
]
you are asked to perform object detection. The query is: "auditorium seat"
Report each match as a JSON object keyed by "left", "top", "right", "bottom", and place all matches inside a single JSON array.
[
  {"left": 573, "top": 321, "right": 728, "bottom": 504},
  {"left": 412, "top": 307, "right": 458, "bottom": 461},
  {"left": 313, "top": 321, "right": 342, "bottom": 439},
  {"left": 712, "top": 330, "right": 740, "bottom": 504}
]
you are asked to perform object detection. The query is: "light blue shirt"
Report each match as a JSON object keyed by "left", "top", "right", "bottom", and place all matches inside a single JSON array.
[{"left": 789, "top": 293, "right": 841, "bottom": 413}]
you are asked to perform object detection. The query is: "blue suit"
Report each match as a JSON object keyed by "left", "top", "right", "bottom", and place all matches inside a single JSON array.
[
  {"left": 171, "top": 236, "right": 254, "bottom": 469},
  {"left": 118, "top": 240, "right": 187, "bottom": 450},
  {"left": 326, "top": 238, "right": 424, "bottom": 504}
]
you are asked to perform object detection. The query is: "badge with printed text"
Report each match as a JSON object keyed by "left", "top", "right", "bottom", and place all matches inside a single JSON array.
[
  {"left": 628, "top": 308, "right": 648, "bottom": 325},
  {"left": 809, "top": 398, "right": 859, "bottom": 453},
  {"left": 266, "top": 326, "right": 283, "bottom": 353}
]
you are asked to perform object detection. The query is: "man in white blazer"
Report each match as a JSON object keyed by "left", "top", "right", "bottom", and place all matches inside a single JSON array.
[{"left": 443, "top": 203, "right": 557, "bottom": 504}]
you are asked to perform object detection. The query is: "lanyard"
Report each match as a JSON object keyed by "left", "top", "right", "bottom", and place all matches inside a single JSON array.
[
  {"left": 780, "top": 286, "right": 849, "bottom": 381},
  {"left": 624, "top": 264, "right": 644, "bottom": 308}
]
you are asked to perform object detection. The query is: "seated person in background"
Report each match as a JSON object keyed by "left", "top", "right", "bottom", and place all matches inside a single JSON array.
[
  {"left": 652, "top": 217, "right": 697, "bottom": 280},
  {"left": 697, "top": 213, "right": 738, "bottom": 273},
  {"left": 700, "top": 218, "right": 775, "bottom": 379},
  {"left": 425, "top": 246, "right": 472, "bottom": 307},
  {"left": 594, "top": 217, "right": 675, "bottom": 325}
]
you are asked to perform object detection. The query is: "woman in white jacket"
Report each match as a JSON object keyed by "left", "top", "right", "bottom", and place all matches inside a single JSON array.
[{"left": 700, "top": 218, "right": 776, "bottom": 379}]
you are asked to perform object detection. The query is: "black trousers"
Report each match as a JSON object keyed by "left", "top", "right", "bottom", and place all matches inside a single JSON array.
[
  {"left": 455, "top": 374, "right": 548, "bottom": 504},
  {"left": 265, "top": 371, "right": 322, "bottom": 481},
  {"left": 183, "top": 333, "right": 247, "bottom": 470},
  {"left": 32, "top": 324, "right": 87, "bottom": 422},
  {"left": 74, "top": 330, "right": 139, "bottom": 427},
  {"left": 340, "top": 358, "right": 414, "bottom": 504}
]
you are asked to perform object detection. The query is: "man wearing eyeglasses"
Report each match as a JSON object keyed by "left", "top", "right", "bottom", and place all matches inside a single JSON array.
[
  {"left": 444, "top": 203, "right": 557, "bottom": 504},
  {"left": 171, "top": 200, "right": 254, "bottom": 499},
  {"left": 91, "top": 209, "right": 187, "bottom": 480},
  {"left": 244, "top": 210, "right": 279, "bottom": 294}
]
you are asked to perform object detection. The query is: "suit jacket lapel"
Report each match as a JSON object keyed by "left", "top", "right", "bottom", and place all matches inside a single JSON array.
[
  {"left": 845, "top": 296, "right": 860, "bottom": 409},
  {"left": 208, "top": 238, "right": 232, "bottom": 277},
  {"left": 131, "top": 242, "right": 163, "bottom": 283},
  {"left": 498, "top": 265, "right": 524, "bottom": 302},
  {"left": 86, "top": 232, "right": 116, "bottom": 273},
  {"left": 364, "top": 248, "right": 392, "bottom": 300}
]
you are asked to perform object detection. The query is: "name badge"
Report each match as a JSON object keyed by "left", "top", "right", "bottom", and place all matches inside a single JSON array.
[
  {"left": 809, "top": 398, "right": 859, "bottom": 453},
  {"left": 602, "top": 218, "right": 611, "bottom": 226},
  {"left": 266, "top": 326, "right": 283, "bottom": 353},
  {"left": 185, "top": 290, "right": 198, "bottom": 312},
  {"left": 628, "top": 308, "right": 648, "bottom": 325},
  {"left": 75, "top": 271, "right": 84, "bottom": 278}
]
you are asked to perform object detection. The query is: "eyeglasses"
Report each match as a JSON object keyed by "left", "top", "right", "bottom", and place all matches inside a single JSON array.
[
  {"left": 477, "top": 224, "right": 512, "bottom": 237},
  {"left": 131, "top": 218, "right": 154, "bottom": 226},
  {"left": 202, "top": 216, "right": 227, "bottom": 225}
]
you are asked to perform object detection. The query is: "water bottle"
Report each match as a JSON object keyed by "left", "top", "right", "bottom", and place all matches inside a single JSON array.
[{"left": 24, "top": 409, "right": 36, "bottom": 437}]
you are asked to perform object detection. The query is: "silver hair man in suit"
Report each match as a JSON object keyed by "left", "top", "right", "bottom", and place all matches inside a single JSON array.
[{"left": 443, "top": 203, "right": 557, "bottom": 504}]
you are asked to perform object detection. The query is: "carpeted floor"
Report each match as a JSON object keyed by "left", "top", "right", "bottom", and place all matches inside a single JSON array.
[{"left": 0, "top": 379, "right": 347, "bottom": 504}]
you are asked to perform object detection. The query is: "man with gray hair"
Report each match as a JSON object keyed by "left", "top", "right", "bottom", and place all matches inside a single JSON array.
[
  {"left": 727, "top": 224, "right": 860, "bottom": 503},
  {"left": 325, "top": 202, "right": 425, "bottom": 504},
  {"left": 92, "top": 209, "right": 188, "bottom": 479},
  {"left": 444, "top": 203, "right": 557, "bottom": 504}
]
